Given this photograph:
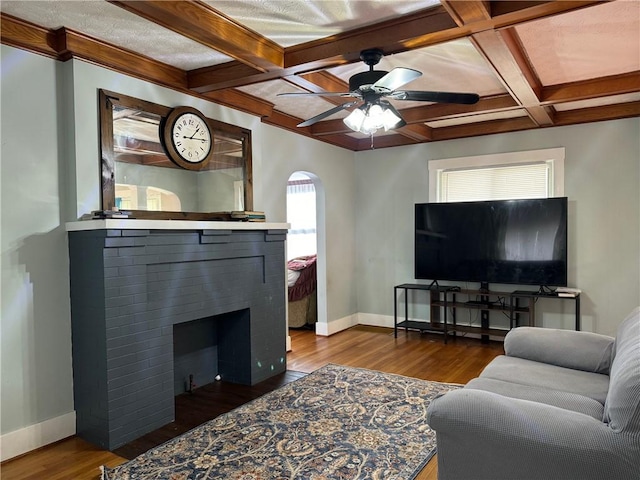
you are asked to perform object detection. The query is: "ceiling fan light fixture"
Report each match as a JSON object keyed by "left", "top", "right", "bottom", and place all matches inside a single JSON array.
[
  {"left": 343, "top": 103, "right": 403, "bottom": 134},
  {"left": 343, "top": 107, "right": 368, "bottom": 133}
]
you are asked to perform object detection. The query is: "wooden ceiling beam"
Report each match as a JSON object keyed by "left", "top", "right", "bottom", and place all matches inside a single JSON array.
[
  {"left": 542, "top": 72, "right": 640, "bottom": 104},
  {"left": 188, "top": 1, "right": 602, "bottom": 93},
  {"left": 399, "top": 94, "right": 519, "bottom": 123},
  {"left": 262, "top": 110, "right": 360, "bottom": 150},
  {"left": 277, "top": 71, "right": 354, "bottom": 113},
  {"left": 188, "top": 62, "right": 263, "bottom": 92},
  {"left": 188, "top": 6, "right": 459, "bottom": 92},
  {"left": 108, "top": 1, "right": 283, "bottom": 71},
  {"left": 432, "top": 116, "right": 537, "bottom": 141},
  {"left": 471, "top": 28, "right": 554, "bottom": 126},
  {"left": 0, "top": 14, "right": 187, "bottom": 87},
  {"left": 441, "top": 1, "right": 492, "bottom": 26},
  {"left": 284, "top": 6, "right": 458, "bottom": 68},
  {"left": 299, "top": 71, "right": 350, "bottom": 94},
  {"left": 397, "top": 124, "right": 434, "bottom": 142},
  {"left": 203, "top": 89, "right": 274, "bottom": 118},
  {"left": 291, "top": 72, "right": 352, "bottom": 107},
  {"left": 58, "top": 27, "right": 187, "bottom": 87},
  {"left": 489, "top": 1, "right": 604, "bottom": 29},
  {"left": 0, "top": 13, "right": 59, "bottom": 58},
  {"left": 553, "top": 101, "right": 640, "bottom": 126},
  {"left": 3, "top": 2, "right": 636, "bottom": 153}
]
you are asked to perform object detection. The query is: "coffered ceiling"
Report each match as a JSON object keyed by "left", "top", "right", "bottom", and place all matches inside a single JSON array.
[{"left": 1, "top": 1, "right": 639, "bottom": 151}]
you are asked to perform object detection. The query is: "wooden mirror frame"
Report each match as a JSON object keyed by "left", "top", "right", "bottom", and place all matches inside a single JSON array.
[{"left": 99, "top": 89, "right": 253, "bottom": 220}]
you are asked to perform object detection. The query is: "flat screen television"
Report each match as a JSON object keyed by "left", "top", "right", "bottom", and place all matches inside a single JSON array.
[{"left": 415, "top": 197, "right": 568, "bottom": 287}]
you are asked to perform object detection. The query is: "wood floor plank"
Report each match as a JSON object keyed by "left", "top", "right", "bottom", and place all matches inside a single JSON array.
[{"left": 0, "top": 326, "right": 503, "bottom": 479}]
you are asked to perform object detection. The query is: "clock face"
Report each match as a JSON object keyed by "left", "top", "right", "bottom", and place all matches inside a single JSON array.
[{"left": 171, "top": 112, "right": 212, "bottom": 163}]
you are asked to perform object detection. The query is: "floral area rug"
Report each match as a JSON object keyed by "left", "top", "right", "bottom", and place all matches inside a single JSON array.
[{"left": 101, "top": 364, "right": 460, "bottom": 480}]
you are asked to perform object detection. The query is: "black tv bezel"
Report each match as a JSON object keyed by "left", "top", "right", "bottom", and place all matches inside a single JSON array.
[{"left": 414, "top": 197, "right": 568, "bottom": 287}]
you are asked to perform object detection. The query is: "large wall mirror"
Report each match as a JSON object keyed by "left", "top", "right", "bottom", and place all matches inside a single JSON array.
[{"left": 99, "top": 89, "right": 253, "bottom": 219}]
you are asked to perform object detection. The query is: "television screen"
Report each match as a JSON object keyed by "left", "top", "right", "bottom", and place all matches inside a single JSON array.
[{"left": 415, "top": 197, "right": 568, "bottom": 286}]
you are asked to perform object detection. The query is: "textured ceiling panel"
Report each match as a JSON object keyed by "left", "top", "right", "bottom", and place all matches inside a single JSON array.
[
  {"left": 516, "top": 1, "right": 640, "bottom": 86},
  {"left": 206, "top": 0, "right": 440, "bottom": 47},
  {"left": 426, "top": 109, "right": 527, "bottom": 128},
  {"left": 0, "top": 0, "right": 232, "bottom": 69},
  {"left": 239, "top": 79, "right": 351, "bottom": 121}
]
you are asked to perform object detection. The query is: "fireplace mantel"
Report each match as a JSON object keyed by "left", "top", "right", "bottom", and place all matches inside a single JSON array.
[
  {"left": 66, "top": 219, "right": 289, "bottom": 231},
  {"left": 67, "top": 223, "right": 288, "bottom": 450}
]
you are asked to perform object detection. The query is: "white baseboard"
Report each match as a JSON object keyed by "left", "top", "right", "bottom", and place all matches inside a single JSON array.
[
  {"left": 0, "top": 411, "right": 76, "bottom": 462},
  {"left": 356, "top": 312, "right": 394, "bottom": 328},
  {"left": 314, "top": 314, "right": 359, "bottom": 336}
]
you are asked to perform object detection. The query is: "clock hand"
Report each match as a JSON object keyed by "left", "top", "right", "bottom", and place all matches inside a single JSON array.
[
  {"left": 188, "top": 128, "right": 200, "bottom": 139},
  {"left": 182, "top": 136, "right": 208, "bottom": 142}
]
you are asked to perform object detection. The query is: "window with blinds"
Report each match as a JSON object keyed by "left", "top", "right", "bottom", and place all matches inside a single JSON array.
[
  {"left": 440, "top": 162, "right": 550, "bottom": 202},
  {"left": 429, "top": 148, "right": 564, "bottom": 203}
]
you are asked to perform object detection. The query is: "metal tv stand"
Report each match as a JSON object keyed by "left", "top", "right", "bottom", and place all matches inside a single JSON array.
[{"left": 393, "top": 283, "right": 581, "bottom": 343}]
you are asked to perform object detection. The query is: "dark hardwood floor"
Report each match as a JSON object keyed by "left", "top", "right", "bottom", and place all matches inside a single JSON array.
[
  {"left": 113, "top": 370, "right": 307, "bottom": 460},
  {"left": 1, "top": 325, "right": 503, "bottom": 480}
]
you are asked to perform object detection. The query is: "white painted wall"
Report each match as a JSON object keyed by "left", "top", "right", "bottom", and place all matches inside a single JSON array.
[{"left": 355, "top": 118, "right": 640, "bottom": 336}]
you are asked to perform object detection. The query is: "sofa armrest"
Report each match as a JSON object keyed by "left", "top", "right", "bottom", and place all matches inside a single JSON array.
[
  {"left": 427, "top": 389, "right": 639, "bottom": 480},
  {"left": 504, "top": 326, "right": 614, "bottom": 374}
]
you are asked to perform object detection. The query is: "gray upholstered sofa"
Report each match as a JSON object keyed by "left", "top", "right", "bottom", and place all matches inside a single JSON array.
[{"left": 427, "top": 306, "right": 640, "bottom": 480}]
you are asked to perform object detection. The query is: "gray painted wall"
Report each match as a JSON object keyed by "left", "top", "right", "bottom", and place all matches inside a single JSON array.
[
  {"left": 0, "top": 45, "right": 357, "bottom": 441},
  {"left": 1, "top": 42, "right": 638, "bottom": 446},
  {"left": 1, "top": 47, "right": 74, "bottom": 435},
  {"left": 355, "top": 118, "right": 640, "bottom": 336}
]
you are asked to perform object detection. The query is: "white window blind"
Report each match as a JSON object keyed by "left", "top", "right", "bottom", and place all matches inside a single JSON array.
[
  {"left": 429, "top": 148, "right": 565, "bottom": 203},
  {"left": 441, "top": 162, "right": 550, "bottom": 202}
]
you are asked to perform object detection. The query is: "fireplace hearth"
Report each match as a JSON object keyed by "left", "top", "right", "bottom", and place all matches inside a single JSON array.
[{"left": 67, "top": 222, "right": 288, "bottom": 450}]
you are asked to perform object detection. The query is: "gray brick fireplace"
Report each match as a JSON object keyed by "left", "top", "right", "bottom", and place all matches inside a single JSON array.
[{"left": 67, "top": 223, "right": 288, "bottom": 450}]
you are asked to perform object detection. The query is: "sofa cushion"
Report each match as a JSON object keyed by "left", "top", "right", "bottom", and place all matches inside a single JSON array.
[
  {"left": 465, "top": 377, "right": 604, "bottom": 420},
  {"left": 480, "top": 355, "right": 610, "bottom": 404},
  {"left": 603, "top": 307, "right": 640, "bottom": 432},
  {"left": 504, "top": 327, "right": 614, "bottom": 374}
]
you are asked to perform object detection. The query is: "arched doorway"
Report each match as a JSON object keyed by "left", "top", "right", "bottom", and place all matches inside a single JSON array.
[{"left": 286, "top": 172, "right": 326, "bottom": 337}]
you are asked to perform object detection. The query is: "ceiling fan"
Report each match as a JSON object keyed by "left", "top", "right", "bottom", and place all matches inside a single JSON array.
[{"left": 278, "top": 49, "right": 480, "bottom": 134}]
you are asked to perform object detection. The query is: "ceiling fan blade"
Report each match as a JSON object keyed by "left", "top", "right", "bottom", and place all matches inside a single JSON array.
[
  {"left": 278, "top": 91, "right": 355, "bottom": 98},
  {"left": 392, "top": 90, "right": 480, "bottom": 104},
  {"left": 372, "top": 67, "right": 422, "bottom": 92},
  {"left": 297, "top": 101, "right": 359, "bottom": 127}
]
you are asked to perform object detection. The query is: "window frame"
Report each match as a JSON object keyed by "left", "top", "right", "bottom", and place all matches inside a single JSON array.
[{"left": 428, "top": 147, "right": 565, "bottom": 202}]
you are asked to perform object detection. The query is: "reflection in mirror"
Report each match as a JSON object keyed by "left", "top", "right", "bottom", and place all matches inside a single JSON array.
[{"left": 100, "top": 90, "right": 253, "bottom": 219}]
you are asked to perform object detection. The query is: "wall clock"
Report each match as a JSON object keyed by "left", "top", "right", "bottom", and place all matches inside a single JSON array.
[{"left": 161, "top": 106, "right": 214, "bottom": 170}]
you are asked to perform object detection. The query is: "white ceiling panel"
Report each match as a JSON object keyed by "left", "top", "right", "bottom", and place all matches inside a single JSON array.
[
  {"left": 553, "top": 93, "right": 640, "bottom": 112},
  {"left": 206, "top": 0, "right": 440, "bottom": 47},
  {"left": 515, "top": 1, "right": 640, "bottom": 86},
  {"left": 426, "top": 109, "right": 528, "bottom": 128},
  {"left": 0, "top": 0, "right": 232, "bottom": 70}
]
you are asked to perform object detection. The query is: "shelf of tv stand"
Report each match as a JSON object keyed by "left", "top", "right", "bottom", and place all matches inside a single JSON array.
[
  {"left": 395, "top": 320, "right": 447, "bottom": 334},
  {"left": 393, "top": 283, "right": 581, "bottom": 344},
  {"left": 446, "top": 324, "right": 511, "bottom": 338},
  {"left": 434, "top": 300, "right": 529, "bottom": 314}
]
